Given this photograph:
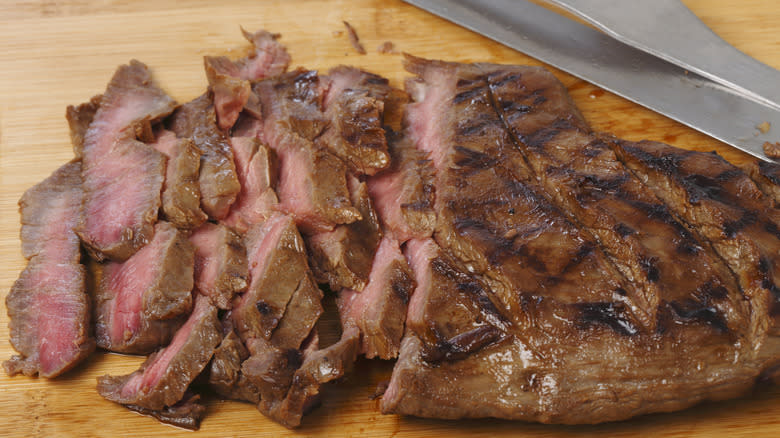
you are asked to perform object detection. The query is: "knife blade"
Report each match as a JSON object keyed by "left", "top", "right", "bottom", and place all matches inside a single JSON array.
[{"left": 403, "top": 0, "right": 780, "bottom": 161}]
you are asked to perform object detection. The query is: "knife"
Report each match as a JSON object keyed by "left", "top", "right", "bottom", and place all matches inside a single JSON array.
[{"left": 403, "top": 0, "right": 780, "bottom": 161}]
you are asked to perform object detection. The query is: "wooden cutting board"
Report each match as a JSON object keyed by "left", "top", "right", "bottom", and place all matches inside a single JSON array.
[{"left": 1, "top": 0, "right": 779, "bottom": 436}]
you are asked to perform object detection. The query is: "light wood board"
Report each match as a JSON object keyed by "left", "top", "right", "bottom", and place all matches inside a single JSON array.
[{"left": 1, "top": 0, "right": 780, "bottom": 436}]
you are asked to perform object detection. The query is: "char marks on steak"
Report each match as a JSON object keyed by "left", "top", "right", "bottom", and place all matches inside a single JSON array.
[
  {"left": 307, "top": 175, "right": 382, "bottom": 291},
  {"left": 190, "top": 222, "right": 248, "bottom": 309},
  {"left": 5, "top": 161, "right": 94, "bottom": 378},
  {"left": 151, "top": 129, "right": 208, "bottom": 229},
  {"left": 367, "top": 129, "right": 436, "bottom": 242},
  {"left": 93, "top": 221, "right": 194, "bottom": 354},
  {"left": 221, "top": 136, "right": 279, "bottom": 233},
  {"left": 205, "top": 29, "right": 290, "bottom": 131},
  {"left": 742, "top": 159, "right": 780, "bottom": 207},
  {"left": 97, "top": 295, "right": 221, "bottom": 420},
  {"left": 613, "top": 140, "right": 780, "bottom": 330},
  {"left": 169, "top": 93, "right": 241, "bottom": 220},
  {"left": 485, "top": 64, "right": 746, "bottom": 336},
  {"left": 338, "top": 236, "right": 415, "bottom": 359},
  {"left": 253, "top": 69, "right": 360, "bottom": 233},
  {"left": 78, "top": 60, "right": 175, "bottom": 261}
]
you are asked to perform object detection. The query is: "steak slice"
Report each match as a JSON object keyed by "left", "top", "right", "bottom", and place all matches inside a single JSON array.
[
  {"left": 232, "top": 213, "right": 320, "bottom": 343},
  {"left": 190, "top": 222, "right": 248, "bottom": 309},
  {"left": 93, "top": 221, "right": 194, "bottom": 354},
  {"left": 253, "top": 69, "right": 360, "bottom": 233},
  {"left": 221, "top": 136, "right": 279, "bottom": 233},
  {"left": 97, "top": 294, "right": 221, "bottom": 411},
  {"left": 124, "top": 392, "right": 206, "bottom": 431},
  {"left": 741, "top": 159, "right": 780, "bottom": 207},
  {"left": 205, "top": 29, "right": 290, "bottom": 131},
  {"left": 65, "top": 95, "right": 101, "bottom": 158},
  {"left": 169, "top": 93, "right": 241, "bottom": 220},
  {"left": 78, "top": 60, "right": 176, "bottom": 261},
  {"left": 307, "top": 175, "right": 382, "bottom": 291},
  {"left": 613, "top": 140, "right": 780, "bottom": 331},
  {"left": 5, "top": 161, "right": 94, "bottom": 378},
  {"left": 208, "top": 324, "right": 260, "bottom": 403},
  {"left": 151, "top": 130, "right": 207, "bottom": 229},
  {"left": 367, "top": 129, "right": 436, "bottom": 242},
  {"left": 486, "top": 64, "right": 747, "bottom": 336},
  {"left": 403, "top": 55, "right": 639, "bottom": 327},
  {"left": 338, "top": 236, "right": 414, "bottom": 359}
]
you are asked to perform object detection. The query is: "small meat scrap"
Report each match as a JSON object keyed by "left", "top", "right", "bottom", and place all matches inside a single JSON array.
[
  {"left": 377, "top": 41, "right": 396, "bottom": 54},
  {"left": 757, "top": 121, "right": 772, "bottom": 134},
  {"left": 5, "top": 161, "right": 94, "bottom": 378},
  {"left": 93, "top": 221, "right": 194, "bottom": 354},
  {"left": 151, "top": 130, "right": 207, "bottom": 229},
  {"left": 190, "top": 222, "right": 249, "bottom": 309},
  {"left": 78, "top": 60, "right": 176, "bottom": 261},
  {"left": 97, "top": 295, "right": 221, "bottom": 428},
  {"left": 763, "top": 141, "right": 780, "bottom": 159},
  {"left": 343, "top": 21, "right": 366, "bottom": 55}
]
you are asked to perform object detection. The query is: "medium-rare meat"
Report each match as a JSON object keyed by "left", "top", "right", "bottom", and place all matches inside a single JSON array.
[
  {"left": 742, "top": 159, "right": 780, "bottom": 207},
  {"left": 65, "top": 95, "right": 101, "bottom": 158},
  {"left": 402, "top": 55, "right": 639, "bottom": 326},
  {"left": 612, "top": 140, "right": 780, "bottom": 328},
  {"left": 97, "top": 295, "right": 221, "bottom": 420},
  {"left": 190, "top": 222, "right": 248, "bottom": 309},
  {"left": 93, "top": 221, "right": 194, "bottom": 354},
  {"left": 205, "top": 29, "right": 290, "bottom": 131},
  {"left": 232, "top": 213, "right": 322, "bottom": 344},
  {"left": 317, "top": 66, "right": 398, "bottom": 175},
  {"left": 169, "top": 93, "right": 241, "bottom": 220},
  {"left": 367, "top": 129, "right": 436, "bottom": 242},
  {"left": 78, "top": 60, "right": 176, "bottom": 261},
  {"left": 486, "top": 64, "right": 747, "bottom": 336},
  {"left": 338, "top": 236, "right": 414, "bottom": 359},
  {"left": 253, "top": 69, "right": 360, "bottom": 233},
  {"left": 221, "top": 136, "right": 279, "bottom": 233},
  {"left": 259, "top": 327, "right": 359, "bottom": 428},
  {"left": 151, "top": 130, "right": 207, "bottom": 229},
  {"left": 307, "top": 175, "right": 382, "bottom": 291},
  {"left": 5, "top": 161, "right": 94, "bottom": 378},
  {"left": 381, "top": 56, "right": 780, "bottom": 424}
]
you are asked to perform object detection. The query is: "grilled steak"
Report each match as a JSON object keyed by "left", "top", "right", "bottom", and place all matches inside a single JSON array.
[
  {"left": 66, "top": 95, "right": 101, "bottom": 158},
  {"left": 97, "top": 295, "right": 221, "bottom": 416},
  {"left": 208, "top": 325, "right": 260, "bottom": 403},
  {"left": 221, "top": 136, "right": 279, "bottom": 233},
  {"left": 367, "top": 129, "right": 436, "bottom": 242},
  {"left": 124, "top": 392, "right": 206, "bottom": 431},
  {"left": 253, "top": 69, "right": 361, "bottom": 233},
  {"left": 5, "top": 161, "right": 94, "bottom": 378},
  {"left": 93, "top": 221, "right": 194, "bottom": 354},
  {"left": 78, "top": 60, "right": 175, "bottom": 261},
  {"left": 307, "top": 175, "right": 382, "bottom": 291},
  {"left": 151, "top": 130, "right": 208, "bottom": 229},
  {"left": 190, "top": 222, "right": 248, "bottom": 309},
  {"left": 742, "top": 159, "right": 780, "bottom": 207},
  {"left": 338, "top": 236, "right": 414, "bottom": 359},
  {"left": 169, "top": 93, "right": 241, "bottom": 220}
]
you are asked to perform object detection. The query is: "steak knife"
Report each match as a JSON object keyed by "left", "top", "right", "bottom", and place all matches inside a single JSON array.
[{"left": 403, "top": 0, "right": 780, "bottom": 161}]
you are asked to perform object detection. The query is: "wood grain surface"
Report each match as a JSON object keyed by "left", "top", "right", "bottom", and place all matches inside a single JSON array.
[{"left": 1, "top": 0, "right": 779, "bottom": 436}]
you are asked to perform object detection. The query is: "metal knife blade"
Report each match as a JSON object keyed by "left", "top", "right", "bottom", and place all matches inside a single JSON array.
[{"left": 403, "top": 0, "right": 780, "bottom": 161}]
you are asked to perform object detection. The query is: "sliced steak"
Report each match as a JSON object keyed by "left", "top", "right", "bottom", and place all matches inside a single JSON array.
[
  {"left": 205, "top": 29, "right": 290, "bottom": 131},
  {"left": 221, "top": 136, "right": 279, "bottom": 233},
  {"left": 65, "top": 95, "right": 101, "bottom": 158},
  {"left": 612, "top": 140, "right": 780, "bottom": 330},
  {"left": 742, "top": 159, "right": 780, "bottom": 207},
  {"left": 97, "top": 294, "right": 221, "bottom": 412},
  {"left": 486, "top": 64, "right": 747, "bottom": 336},
  {"left": 338, "top": 236, "right": 414, "bottom": 359},
  {"left": 124, "top": 392, "right": 206, "bottom": 431},
  {"left": 232, "top": 213, "right": 321, "bottom": 343},
  {"left": 208, "top": 325, "right": 260, "bottom": 403},
  {"left": 253, "top": 69, "right": 360, "bottom": 233},
  {"left": 93, "top": 221, "right": 194, "bottom": 354},
  {"left": 259, "top": 327, "right": 359, "bottom": 429},
  {"left": 169, "top": 93, "right": 241, "bottom": 220},
  {"left": 190, "top": 222, "right": 248, "bottom": 309},
  {"left": 5, "top": 161, "right": 94, "bottom": 378},
  {"left": 151, "top": 129, "right": 207, "bottom": 229},
  {"left": 307, "top": 175, "right": 382, "bottom": 291},
  {"left": 367, "top": 129, "right": 436, "bottom": 242},
  {"left": 402, "top": 55, "right": 639, "bottom": 327},
  {"left": 78, "top": 60, "right": 176, "bottom": 261}
]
